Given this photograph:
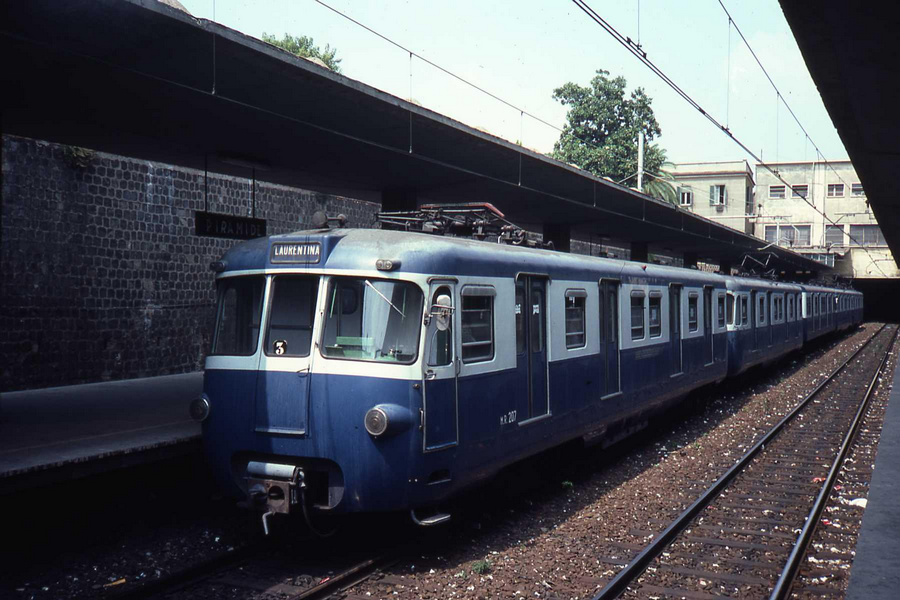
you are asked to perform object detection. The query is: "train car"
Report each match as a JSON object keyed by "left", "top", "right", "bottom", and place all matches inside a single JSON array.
[
  {"left": 191, "top": 225, "right": 863, "bottom": 530},
  {"left": 723, "top": 277, "right": 804, "bottom": 376},
  {"left": 801, "top": 283, "right": 843, "bottom": 343},
  {"left": 194, "top": 228, "right": 734, "bottom": 527}
]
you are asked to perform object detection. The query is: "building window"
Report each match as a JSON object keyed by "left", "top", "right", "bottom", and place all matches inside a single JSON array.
[
  {"left": 827, "top": 183, "right": 845, "bottom": 197},
  {"left": 806, "top": 253, "right": 835, "bottom": 267},
  {"left": 745, "top": 186, "right": 754, "bottom": 216},
  {"left": 850, "top": 224, "right": 886, "bottom": 246},
  {"left": 631, "top": 292, "right": 645, "bottom": 341},
  {"left": 826, "top": 225, "right": 844, "bottom": 247},
  {"left": 648, "top": 294, "right": 662, "bottom": 338},
  {"left": 709, "top": 185, "right": 726, "bottom": 206},
  {"left": 794, "top": 225, "right": 811, "bottom": 246},
  {"left": 767, "top": 224, "right": 811, "bottom": 247},
  {"left": 769, "top": 185, "right": 786, "bottom": 199},
  {"left": 461, "top": 294, "right": 494, "bottom": 363},
  {"left": 791, "top": 184, "right": 809, "bottom": 199},
  {"left": 565, "top": 290, "right": 586, "bottom": 349},
  {"left": 688, "top": 294, "right": 699, "bottom": 332},
  {"left": 851, "top": 183, "right": 865, "bottom": 196},
  {"left": 679, "top": 189, "right": 693, "bottom": 206}
]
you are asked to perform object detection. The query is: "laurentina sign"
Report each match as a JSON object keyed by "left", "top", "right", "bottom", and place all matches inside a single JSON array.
[{"left": 195, "top": 211, "right": 267, "bottom": 240}]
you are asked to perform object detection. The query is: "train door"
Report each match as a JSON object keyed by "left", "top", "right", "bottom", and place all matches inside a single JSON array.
[
  {"left": 517, "top": 276, "right": 549, "bottom": 419},
  {"left": 703, "top": 286, "right": 713, "bottom": 365},
  {"left": 750, "top": 290, "right": 758, "bottom": 351},
  {"left": 600, "top": 279, "right": 621, "bottom": 395},
  {"left": 423, "top": 281, "right": 459, "bottom": 451},
  {"left": 669, "top": 284, "right": 683, "bottom": 375},
  {"left": 255, "top": 275, "right": 318, "bottom": 436},
  {"left": 767, "top": 291, "right": 774, "bottom": 346}
]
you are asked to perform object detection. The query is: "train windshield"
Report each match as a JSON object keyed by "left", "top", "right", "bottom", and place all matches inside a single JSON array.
[
  {"left": 212, "top": 276, "right": 265, "bottom": 355},
  {"left": 322, "top": 277, "right": 424, "bottom": 364}
]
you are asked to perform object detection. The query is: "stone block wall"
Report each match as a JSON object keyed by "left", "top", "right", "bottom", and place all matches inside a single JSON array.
[{"left": 0, "top": 135, "right": 379, "bottom": 391}]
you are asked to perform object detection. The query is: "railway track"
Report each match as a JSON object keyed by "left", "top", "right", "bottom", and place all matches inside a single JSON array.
[
  {"left": 113, "top": 530, "right": 404, "bottom": 600},
  {"left": 591, "top": 324, "right": 897, "bottom": 600}
]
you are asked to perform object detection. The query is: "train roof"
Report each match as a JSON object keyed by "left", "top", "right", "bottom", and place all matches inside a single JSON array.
[{"left": 216, "top": 229, "right": 859, "bottom": 294}]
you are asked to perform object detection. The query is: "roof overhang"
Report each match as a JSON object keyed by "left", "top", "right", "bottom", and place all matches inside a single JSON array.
[
  {"left": 779, "top": 2, "right": 900, "bottom": 267},
  {"left": 0, "top": 0, "right": 828, "bottom": 274}
]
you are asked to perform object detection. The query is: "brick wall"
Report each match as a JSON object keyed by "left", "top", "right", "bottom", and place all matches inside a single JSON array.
[{"left": 0, "top": 136, "right": 379, "bottom": 391}]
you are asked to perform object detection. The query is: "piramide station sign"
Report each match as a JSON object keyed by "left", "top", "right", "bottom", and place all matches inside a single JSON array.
[{"left": 195, "top": 211, "right": 267, "bottom": 240}]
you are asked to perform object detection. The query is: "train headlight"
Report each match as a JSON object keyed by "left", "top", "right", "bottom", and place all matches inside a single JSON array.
[
  {"left": 365, "top": 407, "right": 389, "bottom": 437},
  {"left": 189, "top": 395, "right": 211, "bottom": 422},
  {"left": 363, "top": 404, "right": 414, "bottom": 438}
]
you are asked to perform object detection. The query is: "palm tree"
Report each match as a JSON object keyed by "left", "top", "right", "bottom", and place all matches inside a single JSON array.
[{"left": 642, "top": 162, "right": 678, "bottom": 206}]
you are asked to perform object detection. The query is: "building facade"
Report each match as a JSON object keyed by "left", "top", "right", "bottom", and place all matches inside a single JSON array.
[
  {"left": 754, "top": 160, "right": 897, "bottom": 279},
  {"left": 667, "top": 161, "right": 755, "bottom": 235}
]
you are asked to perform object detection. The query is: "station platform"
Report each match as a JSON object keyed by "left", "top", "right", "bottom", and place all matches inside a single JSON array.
[
  {"left": 846, "top": 358, "right": 900, "bottom": 599},
  {"left": 0, "top": 373, "right": 202, "bottom": 494}
]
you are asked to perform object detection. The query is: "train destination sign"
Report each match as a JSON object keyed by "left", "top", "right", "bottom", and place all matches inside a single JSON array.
[
  {"left": 270, "top": 242, "right": 322, "bottom": 264},
  {"left": 195, "top": 211, "right": 267, "bottom": 240}
]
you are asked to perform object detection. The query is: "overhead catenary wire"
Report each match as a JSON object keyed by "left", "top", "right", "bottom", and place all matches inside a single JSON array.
[{"left": 571, "top": 0, "right": 887, "bottom": 276}]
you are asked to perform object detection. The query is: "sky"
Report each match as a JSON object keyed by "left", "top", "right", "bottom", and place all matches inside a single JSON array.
[{"left": 179, "top": 0, "right": 848, "bottom": 166}]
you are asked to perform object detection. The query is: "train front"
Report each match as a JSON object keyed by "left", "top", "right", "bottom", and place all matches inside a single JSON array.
[{"left": 191, "top": 230, "right": 431, "bottom": 526}]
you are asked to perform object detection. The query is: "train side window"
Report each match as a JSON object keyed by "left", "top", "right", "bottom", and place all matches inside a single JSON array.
[
  {"left": 427, "top": 286, "right": 453, "bottom": 367},
  {"left": 565, "top": 289, "right": 587, "bottom": 349},
  {"left": 788, "top": 295, "right": 794, "bottom": 321},
  {"left": 515, "top": 282, "right": 525, "bottom": 355},
  {"left": 461, "top": 288, "right": 494, "bottom": 363},
  {"left": 740, "top": 295, "right": 748, "bottom": 325},
  {"left": 688, "top": 293, "right": 698, "bottom": 332},
  {"left": 630, "top": 291, "right": 645, "bottom": 340},
  {"left": 726, "top": 293, "right": 735, "bottom": 326},
  {"left": 758, "top": 295, "right": 766, "bottom": 324},
  {"left": 649, "top": 293, "right": 662, "bottom": 338},
  {"left": 717, "top": 294, "right": 726, "bottom": 329}
]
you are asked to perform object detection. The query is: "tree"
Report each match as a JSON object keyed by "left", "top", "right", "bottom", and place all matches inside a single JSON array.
[
  {"left": 261, "top": 32, "right": 342, "bottom": 73},
  {"left": 550, "top": 70, "right": 675, "bottom": 204}
]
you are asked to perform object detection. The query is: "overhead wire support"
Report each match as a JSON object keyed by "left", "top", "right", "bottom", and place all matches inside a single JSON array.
[
  {"left": 715, "top": 0, "right": 856, "bottom": 193},
  {"left": 571, "top": 0, "right": 887, "bottom": 276}
]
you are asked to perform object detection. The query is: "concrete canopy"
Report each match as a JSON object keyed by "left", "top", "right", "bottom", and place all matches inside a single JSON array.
[
  {"left": 779, "top": 2, "right": 900, "bottom": 268},
  {"left": 1, "top": 0, "right": 827, "bottom": 274}
]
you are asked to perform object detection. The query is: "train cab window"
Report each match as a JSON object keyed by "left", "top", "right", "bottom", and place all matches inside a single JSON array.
[
  {"left": 565, "top": 290, "right": 587, "bottom": 349},
  {"left": 648, "top": 293, "right": 662, "bottom": 338},
  {"left": 213, "top": 275, "right": 265, "bottom": 356},
  {"left": 631, "top": 291, "right": 645, "bottom": 340},
  {"left": 461, "top": 287, "right": 495, "bottom": 363},
  {"left": 322, "top": 278, "right": 424, "bottom": 364},
  {"left": 740, "top": 295, "right": 748, "bottom": 326},
  {"left": 265, "top": 276, "right": 319, "bottom": 357},
  {"left": 717, "top": 294, "right": 726, "bottom": 329},
  {"left": 726, "top": 293, "right": 735, "bottom": 326},
  {"left": 688, "top": 294, "right": 698, "bottom": 332}
]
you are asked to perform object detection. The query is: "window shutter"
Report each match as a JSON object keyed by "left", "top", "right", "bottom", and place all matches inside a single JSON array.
[{"left": 709, "top": 186, "right": 716, "bottom": 205}]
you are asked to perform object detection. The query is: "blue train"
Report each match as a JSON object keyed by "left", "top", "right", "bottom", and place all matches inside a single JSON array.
[{"left": 191, "top": 227, "right": 863, "bottom": 528}]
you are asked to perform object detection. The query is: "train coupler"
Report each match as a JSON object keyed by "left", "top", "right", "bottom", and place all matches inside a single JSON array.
[{"left": 245, "top": 461, "right": 305, "bottom": 535}]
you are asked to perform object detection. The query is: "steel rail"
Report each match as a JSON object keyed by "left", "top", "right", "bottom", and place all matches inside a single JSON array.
[
  {"left": 770, "top": 325, "right": 898, "bottom": 600},
  {"left": 592, "top": 324, "right": 889, "bottom": 600}
]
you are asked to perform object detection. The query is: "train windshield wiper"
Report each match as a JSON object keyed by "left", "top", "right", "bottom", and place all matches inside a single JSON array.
[{"left": 364, "top": 279, "right": 405, "bottom": 318}]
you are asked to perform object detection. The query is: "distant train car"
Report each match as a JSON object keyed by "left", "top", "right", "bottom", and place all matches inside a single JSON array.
[
  {"left": 723, "top": 277, "right": 804, "bottom": 376},
  {"left": 192, "top": 227, "right": 863, "bottom": 529}
]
